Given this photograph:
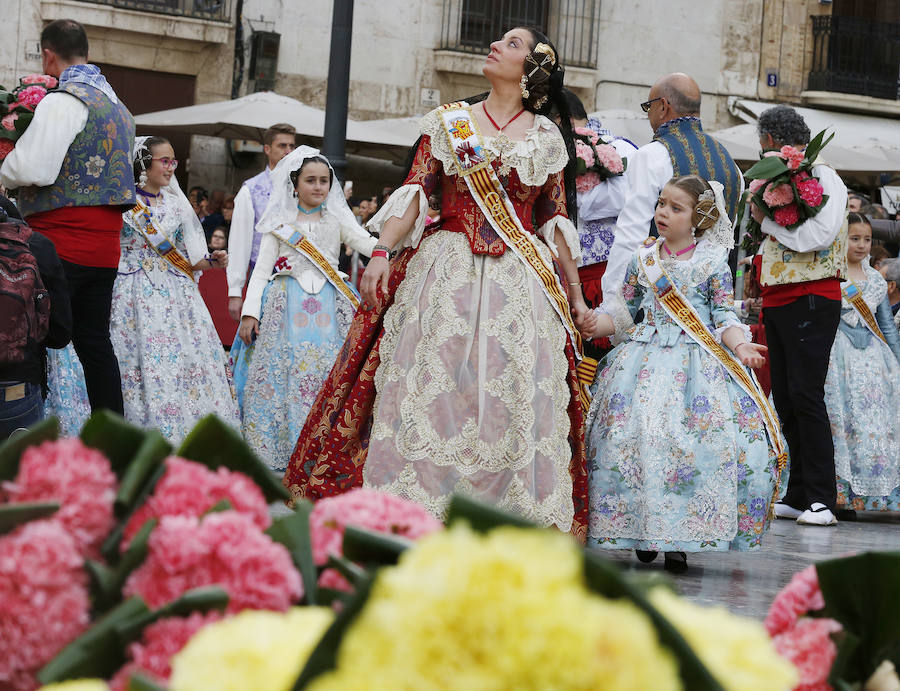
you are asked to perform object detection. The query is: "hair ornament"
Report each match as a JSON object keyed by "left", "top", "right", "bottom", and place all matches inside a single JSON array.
[
  {"left": 692, "top": 189, "right": 720, "bottom": 231},
  {"left": 519, "top": 75, "right": 530, "bottom": 99}
]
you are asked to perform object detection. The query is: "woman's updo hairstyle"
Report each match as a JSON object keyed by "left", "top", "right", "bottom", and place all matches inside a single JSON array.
[
  {"left": 289, "top": 155, "right": 333, "bottom": 192},
  {"left": 667, "top": 175, "right": 720, "bottom": 238},
  {"left": 133, "top": 136, "right": 169, "bottom": 185}
]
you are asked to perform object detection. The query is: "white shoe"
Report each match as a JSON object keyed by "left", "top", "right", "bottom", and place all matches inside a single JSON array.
[
  {"left": 774, "top": 501, "right": 802, "bottom": 519},
  {"left": 796, "top": 503, "right": 838, "bottom": 526}
]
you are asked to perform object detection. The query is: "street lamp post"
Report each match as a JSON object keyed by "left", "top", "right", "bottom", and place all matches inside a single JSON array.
[{"left": 321, "top": 0, "right": 354, "bottom": 184}]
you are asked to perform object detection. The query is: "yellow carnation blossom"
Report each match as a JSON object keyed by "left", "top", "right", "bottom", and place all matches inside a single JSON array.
[
  {"left": 309, "top": 523, "right": 681, "bottom": 691},
  {"left": 38, "top": 682, "right": 109, "bottom": 691},
  {"left": 169, "top": 607, "right": 333, "bottom": 691},
  {"left": 649, "top": 588, "right": 798, "bottom": 691}
]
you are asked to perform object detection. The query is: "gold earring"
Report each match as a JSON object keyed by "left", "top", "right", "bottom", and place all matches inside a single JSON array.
[{"left": 519, "top": 75, "right": 530, "bottom": 99}]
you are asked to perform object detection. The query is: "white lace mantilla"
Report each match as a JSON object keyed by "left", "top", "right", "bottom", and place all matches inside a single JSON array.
[
  {"left": 419, "top": 105, "right": 569, "bottom": 187},
  {"left": 841, "top": 263, "right": 888, "bottom": 328}
]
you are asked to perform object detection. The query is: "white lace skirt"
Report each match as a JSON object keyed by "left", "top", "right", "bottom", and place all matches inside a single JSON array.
[{"left": 365, "top": 230, "right": 574, "bottom": 530}]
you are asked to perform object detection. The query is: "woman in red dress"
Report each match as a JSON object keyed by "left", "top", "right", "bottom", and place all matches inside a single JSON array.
[{"left": 284, "top": 27, "right": 592, "bottom": 537}]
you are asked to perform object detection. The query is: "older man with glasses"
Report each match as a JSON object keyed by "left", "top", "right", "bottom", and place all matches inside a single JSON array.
[{"left": 599, "top": 73, "right": 743, "bottom": 313}]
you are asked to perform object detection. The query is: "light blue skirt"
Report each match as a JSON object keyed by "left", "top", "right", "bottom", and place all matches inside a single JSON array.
[{"left": 45, "top": 344, "right": 92, "bottom": 436}]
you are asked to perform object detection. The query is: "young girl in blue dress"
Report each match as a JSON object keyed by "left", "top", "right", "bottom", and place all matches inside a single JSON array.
[
  {"left": 579, "top": 175, "right": 781, "bottom": 572},
  {"left": 824, "top": 213, "right": 900, "bottom": 512}
]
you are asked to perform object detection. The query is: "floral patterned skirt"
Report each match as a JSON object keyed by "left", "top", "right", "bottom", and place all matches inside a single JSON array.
[
  {"left": 230, "top": 275, "right": 355, "bottom": 472},
  {"left": 45, "top": 344, "right": 92, "bottom": 436},
  {"left": 586, "top": 336, "right": 779, "bottom": 552},
  {"left": 825, "top": 331, "right": 900, "bottom": 511},
  {"left": 111, "top": 267, "right": 240, "bottom": 445}
]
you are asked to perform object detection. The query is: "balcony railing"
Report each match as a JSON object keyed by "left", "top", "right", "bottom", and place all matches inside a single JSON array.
[
  {"left": 808, "top": 14, "right": 900, "bottom": 101},
  {"left": 71, "top": 0, "right": 234, "bottom": 23},
  {"left": 439, "top": 0, "right": 600, "bottom": 69}
]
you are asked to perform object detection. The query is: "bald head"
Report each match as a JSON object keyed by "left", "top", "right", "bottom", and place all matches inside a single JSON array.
[{"left": 653, "top": 73, "right": 701, "bottom": 115}]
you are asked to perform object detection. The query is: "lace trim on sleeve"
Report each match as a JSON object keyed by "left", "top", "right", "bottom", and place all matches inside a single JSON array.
[
  {"left": 365, "top": 184, "right": 428, "bottom": 250},
  {"left": 536, "top": 214, "right": 581, "bottom": 262},
  {"left": 713, "top": 322, "right": 752, "bottom": 345},
  {"left": 600, "top": 290, "right": 635, "bottom": 345}
]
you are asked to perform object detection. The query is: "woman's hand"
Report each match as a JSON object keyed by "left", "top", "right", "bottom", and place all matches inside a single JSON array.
[
  {"left": 360, "top": 256, "right": 390, "bottom": 308},
  {"left": 238, "top": 316, "right": 259, "bottom": 346},
  {"left": 735, "top": 341, "right": 767, "bottom": 368},
  {"left": 576, "top": 309, "right": 600, "bottom": 340},
  {"left": 210, "top": 249, "right": 228, "bottom": 268}
]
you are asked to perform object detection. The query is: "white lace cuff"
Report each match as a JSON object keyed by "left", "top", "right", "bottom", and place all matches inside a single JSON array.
[
  {"left": 599, "top": 290, "right": 634, "bottom": 345},
  {"left": 536, "top": 214, "right": 581, "bottom": 263},
  {"left": 713, "top": 323, "right": 752, "bottom": 345},
  {"left": 365, "top": 184, "right": 428, "bottom": 249}
]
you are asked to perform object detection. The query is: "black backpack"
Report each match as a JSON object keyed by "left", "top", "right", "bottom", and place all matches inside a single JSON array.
[{"left": 0, "top": 209, "right": 50, "bottom": 364}]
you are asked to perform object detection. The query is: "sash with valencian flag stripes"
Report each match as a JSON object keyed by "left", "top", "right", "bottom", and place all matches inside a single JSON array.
[
  {"left": 841, "top": 282, "right": 887, "bottom": 345},
  {"left": 125, "top": 198, "right": 195, "bottom": 280},
  {"left": 270, "top": 223, "right": 360, "bottom": 309},
  {"left": 637, "top": 237, "right": 788, "bottom": 513},
  {"left": 437, "top": 102, "right": 594, "bottom": 410}
]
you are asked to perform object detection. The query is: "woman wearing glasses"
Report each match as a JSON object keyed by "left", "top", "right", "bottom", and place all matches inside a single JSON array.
[{"left": 109, "top": 136, "right": 240, "bottom": 440}]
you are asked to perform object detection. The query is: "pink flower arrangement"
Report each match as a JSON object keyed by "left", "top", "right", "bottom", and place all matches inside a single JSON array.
[
  {"left": 1, "top": 112, "right": 18, "bottom": 131},
  {"left": 574, "top": 140, "right": 595, "bottom": 168},
  {"left": 797, "top": 178, "right": 824, "bottom": 207},
  {"left": 121, "top": 456, "right": 270, "bottom": 548},
  {"left": 773, "top": 203, "right": 801, "bottom": 228},
  {"left": 575, "top": 171, "right": 602, "bottom": 194},
  {"left": 748, "top": 178, "right": 766, "bottom": 194},
  {"left": 0, "top": 520, "right": 91, "bottom": 691},
  {"left": 765, "top": 565, "right": 825, "bottom": 636},
  {"left": 20, "top": 74, "right": 57, "bottom": 89},
  {"left": 2, "top": 438, "right": 117, "bottom": 559},
  {"left": 573, "top": 126, "right": 600, "bottom": 144},
  {"left": 780, "top": 145, "right": 805, "bottom": 171},
  {"left": 123, "top": 511, "right": 302, "bottom": 613},
  {"left": 762, "top": 182, "right": 795, "bottom": 208},
  {"left": 572, "top": 128, "right": 625, "bottom": 190},
  {"left": 109, "top": 612, "right": 222, "bottom": 691},
  {"left": 12, "top": 85, "right": 48, "bottom": 110},
  {"left": 595, "top": 143, "right": 624, "bottom": 174},
  {"left": 0, "top": 138, "right": 14, "bottom": 159}
]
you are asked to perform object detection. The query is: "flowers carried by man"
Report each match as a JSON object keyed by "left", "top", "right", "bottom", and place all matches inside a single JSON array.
[
  {"left": 572, "top": 126, "right": 626, "bottom": 194},
  {"left": 740, "top": 129, "right": 833, "bottom": 254},
  {"left": 0, "top": 74, "right": 58, "bottom": 160}
]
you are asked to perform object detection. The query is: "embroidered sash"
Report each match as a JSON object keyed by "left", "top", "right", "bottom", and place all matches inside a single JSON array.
[
  {"left": 637, "top": 238, "right": 787, "bottom": 501},
  {"left": 842, "top": 281, "right": 887, "bottom": 345},
  {"left": 437, "top": 103, "right": 590, "bottom": 410},
  {"left": 270, "top": 223, "right": 360, "bottom": 309},
  {"left": 125, "top": 199, "right": 195, "bottom": 280}
]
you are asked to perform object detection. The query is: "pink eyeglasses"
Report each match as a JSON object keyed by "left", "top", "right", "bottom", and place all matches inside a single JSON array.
[{"left": 152, "top": 157, "right": 179, "bottom": 169}]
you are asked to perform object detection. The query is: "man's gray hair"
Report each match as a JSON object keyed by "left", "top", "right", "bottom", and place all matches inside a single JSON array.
[
  {"left": 757, "top": 105, "right": 811, "bottom": 147},
  {"left": 882, "top": 257, "right": 900, "bottom": 285},
  {"left": 658, "top": 81, "right": 700, "bottom": 115}
]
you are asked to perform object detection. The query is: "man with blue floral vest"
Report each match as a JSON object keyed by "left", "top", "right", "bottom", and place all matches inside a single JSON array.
[{"left": 0, "top": 19, "right": 135, "bottom": 415}]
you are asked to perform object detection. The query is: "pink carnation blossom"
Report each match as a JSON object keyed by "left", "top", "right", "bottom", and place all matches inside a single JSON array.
[
  {"left": 791, "top": 170, "right": 811, "bottom": 183},
  {"left": 573, "top": 126, "right": 600, "bottom": 145},
  {"left": 13, "top": 85, "right": 48, "bottom": 109},
  {"left": 765, "top": 565, "right": 825, "bottom": 636},
  {"left": 109, "top": 612, "right": 222, "bottom": 691},
  {"left": 797, "top": 178, "right": 824, "bottom": 207},
  {"left": 0, "top": 520, "right": 90, "bottom": 691},
  {"left": 773, "top": 203, "right": 801, "bottom": 228},
  {"left": 123, "top": 511, "right": 302, "bottom": 613},
  {"left": 1, "top": 112, "right": 18, "bottom": 131},
  {"left": 318, "top": 567, "right": 352, "bottom": 593},
  {"left": 594, "top": 143, "right": 624, "bottom": 174},
  {"left": 121, "top": 456, "right": 270, "bottom": 549},
  {"left": 780, "top": 145, "right": 805, "bottom": 171},
  {"left": 748, "top": 178, "right": 767, "bottom": 194},
  {"left": 2, "top": 438, "right": 117, "bottom": 559},
  {"left": 762, "top": 182, "right": 795, "bottom": 208},
  {"left": 309, "top": 488, "right": 442, "bottom": 567},
  {"left": 20, "top": 74, "right": 57, "bottom": 89},
  {"left": 0, "top": 138, "right": 15, "bottom": 160},
  {"left": 772, "top": 617, "right": 841, "bottom": 691},
  {"left": 575, "top": 171, "right": 602, "bottom": 194},
  {"left": 574, "top": 139, "right": 595, "bottom": 168}
]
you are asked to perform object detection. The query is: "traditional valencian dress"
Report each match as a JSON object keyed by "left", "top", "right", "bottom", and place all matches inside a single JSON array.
[
  {"left": 113, "top": 186, "right": 240, "bottom": 443},
  {"left": 587, "top": 209, "right": 785, "bottom": 552},
  {"left": 45, "top": 344, "right": 91, "bottom": 435},
  {"left": 230, "top": 148, "right": 376, "bottom": 472},
  {"left": 825, "top": 262, "right": 900, "bottom": 511},
  {"left": 285, "top": 103, "right": 590, "bottom": 536}
]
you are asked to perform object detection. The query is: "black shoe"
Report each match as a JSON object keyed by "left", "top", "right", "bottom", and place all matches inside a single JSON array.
[
  {"left": 663, "top": 551, "right": 688, "bottom": 574},
  {"left": 635, "top": 550, "right": 658, "bottom": 563},
  {"left": 835, "top": 509, "right": 857, "bottom": 521}
]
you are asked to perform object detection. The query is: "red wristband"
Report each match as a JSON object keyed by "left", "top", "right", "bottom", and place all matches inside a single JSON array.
[{"left": 371, "top": 249, "right": 389, "bottom": 260}]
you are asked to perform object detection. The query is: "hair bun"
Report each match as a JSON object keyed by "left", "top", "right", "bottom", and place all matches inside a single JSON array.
[{"left": 692, "top": 198, "right": 720, "bottom": 231}]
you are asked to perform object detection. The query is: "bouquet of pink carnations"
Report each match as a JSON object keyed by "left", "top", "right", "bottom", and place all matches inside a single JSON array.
[
  {"left": 572, "top": 126, "right": 626, "bottom": 194},
  {"left": 0, "top": 74, "right": 58, "bottom": 160}
]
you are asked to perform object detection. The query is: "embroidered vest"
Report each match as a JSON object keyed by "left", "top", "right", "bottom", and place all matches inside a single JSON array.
[
  {"left": 243, "top": 169, "right": 273, "bottom": 263},
  {"left": 759, "top": 208, "right": 848, "bottom": 287},
  {"left": 17, "top": 83, "right": 136, "bottom": 218},
  {"left": 654, "top": 117, "right": 742, "bottom": 224}
]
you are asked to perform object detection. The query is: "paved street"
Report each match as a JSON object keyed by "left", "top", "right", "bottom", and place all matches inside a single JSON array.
[{"left": 594, "top": 512, "right": 900, "bottom": 619}]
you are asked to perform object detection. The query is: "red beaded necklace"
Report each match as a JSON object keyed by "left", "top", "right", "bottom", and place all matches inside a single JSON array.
[{"left": 482, "top": 103, "right": 527, "bottom": 132}]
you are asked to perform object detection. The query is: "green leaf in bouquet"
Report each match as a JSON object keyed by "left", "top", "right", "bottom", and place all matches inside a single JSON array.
[
  {"left": 266, "top": 500, "right": 319, "bottom": 606},
  {"left": 203, "top": 497, "right": 233, "bottom": 515},
  {"left": 446, "top": 493, "right": 534, "bottom": 532},
  {"left": 316, "top": 587, "right": 355, "bottom": 607},
  {"left": 803, "top": 128, "right": 834, "bottom": 166},
  {"left": 816, "top": 552, "right": 900, "bottom": 683},
  {"left": 89, "top": 518, "right": 157, "bottom": 612},
  {"left": 325, "top": 553, "right": 369, "bottom": 587},
  {"left": 13, "top": 111, "right": 33, "bottom": 135},
  {"left": 101, "top": 463, "right": 167, "bottom": 561},
  {"left": 341, "top": 524, "right": 413, "bottom": 566},
  {"left": 38, "top": 596, "right": 150, "bottom": 683},
  {"left": 827, "top": 629, "right": 862, "bottom": 689},
  {"left": 0, "top": 500, "right": 59, "bottom": 536},
  {"left": 127, "top": 673, "right": 168, "bottom": 691},
  {"left": 0, "top": 415, "right": 59, "bottom": 481},
  {"left": 744, "top": 155, "right": 789, "bottom": 180},
  {"left": 80, "top": 410, "right": 153, "bottom": 477},
  {"left": 114, "top": 430, "right": 171, "bottom": 512},
  {"left": 177, "top": 414, "right": 290, "bottom": 503},
  {"left": 293, "top": 573, "right": 376, "bottom": 689},
  {"left": 114, "top": 586, "right": 229, "bottom": 641}
]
